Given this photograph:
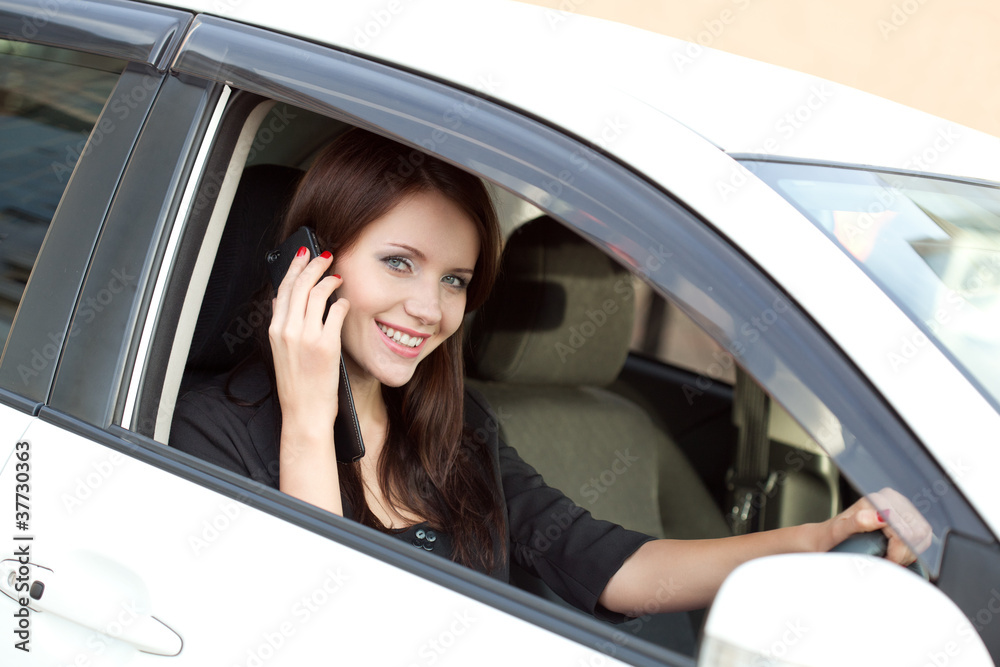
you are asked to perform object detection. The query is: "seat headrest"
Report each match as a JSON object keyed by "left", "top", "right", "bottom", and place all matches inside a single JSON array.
[
  {"left": 184, "top": 164, "right": 304, "bottom": 385},
  {"left": 467, "top": 217, "right": 634, "bottom": 386}
]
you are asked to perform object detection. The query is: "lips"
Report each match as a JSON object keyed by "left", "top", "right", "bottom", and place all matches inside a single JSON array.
[{"left": 376, "top": 321, "right": 428, "bottom": 358}]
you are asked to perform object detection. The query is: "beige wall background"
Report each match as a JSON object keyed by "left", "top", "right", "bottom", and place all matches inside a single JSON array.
[{"left": 519, "top": 0, "right": 1000, "bottom": 138}]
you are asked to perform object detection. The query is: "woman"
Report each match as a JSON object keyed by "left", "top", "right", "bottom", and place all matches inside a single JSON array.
[{"left": 171, "top": 128, "right": 919, "bottom": 620}]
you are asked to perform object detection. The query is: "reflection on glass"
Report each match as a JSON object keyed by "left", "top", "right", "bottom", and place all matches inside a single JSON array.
[
  {"left": 0, "top": 40, "right": 123, "bottom": 345},
  {"left": 748, "top": 161, "right": 1000, "bottom": 406}
]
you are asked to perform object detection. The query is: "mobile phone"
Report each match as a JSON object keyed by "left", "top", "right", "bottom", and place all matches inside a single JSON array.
[{"left": 265, "top": 226, "right": 365, "bottom": 463}]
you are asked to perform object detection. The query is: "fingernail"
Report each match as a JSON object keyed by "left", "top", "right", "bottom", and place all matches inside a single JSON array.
[
  {"left": 877, "top": 510, "right": 890, "bottom": 523},
  {"left": 332, "top": 274, "right": 341, "bottom": 280},
  {"left": 320, "top": 251, "right": 332, "bottom": 259},
  {"left": 296, "top": 246, "right": 308, "bottom": 257}
]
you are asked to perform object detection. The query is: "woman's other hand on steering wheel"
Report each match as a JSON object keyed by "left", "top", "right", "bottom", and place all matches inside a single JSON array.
[{"left": 824, "top": 487, "right": 933, "bottom": 566}]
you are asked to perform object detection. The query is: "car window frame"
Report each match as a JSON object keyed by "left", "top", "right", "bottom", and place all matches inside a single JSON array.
[
  {"left": 162, "top": 11, "right": 991, "bottom": 555},
  {"left": 0, "top": 0, "right": 192, "bottom": 405}
]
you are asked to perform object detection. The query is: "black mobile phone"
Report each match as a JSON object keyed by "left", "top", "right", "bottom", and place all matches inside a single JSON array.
[{"left": 265, "top": 226, "right": 365, "bottom": 463}]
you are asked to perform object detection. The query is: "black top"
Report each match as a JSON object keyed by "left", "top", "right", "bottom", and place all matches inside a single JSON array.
[{"left": 169, "top": 362, "right": 654, "bottom": 622}]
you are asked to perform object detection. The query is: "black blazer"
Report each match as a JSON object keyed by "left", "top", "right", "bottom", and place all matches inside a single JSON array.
[{"left": 169, "top": 361, "right": 653, "bottom": 621}]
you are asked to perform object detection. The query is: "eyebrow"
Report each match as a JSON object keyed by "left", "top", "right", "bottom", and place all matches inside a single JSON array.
[{"left": 387, "top": 243, "right": 475, "bottom": 276}]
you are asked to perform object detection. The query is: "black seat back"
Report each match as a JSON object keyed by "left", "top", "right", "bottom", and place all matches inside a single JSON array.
[{"left": 181, "top": 164, "right": 303, "bottom": 392}]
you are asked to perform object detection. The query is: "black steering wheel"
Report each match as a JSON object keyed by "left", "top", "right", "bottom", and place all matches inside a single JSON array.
[{"left": 830, "top": 532, "right": 929, "bottom": 580}]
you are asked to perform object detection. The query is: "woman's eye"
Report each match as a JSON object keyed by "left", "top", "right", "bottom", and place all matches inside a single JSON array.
[
  {"left": 384, "top": 256, "right": 412, "bottom": 272},
  {"left": 443, "top": 275, "right": 468, "bottom": 289}
]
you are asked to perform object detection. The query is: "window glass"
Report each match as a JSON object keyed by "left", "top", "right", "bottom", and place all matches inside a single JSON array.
[
  {"left": 0, "top": 40, "right": 123, "bottom": 345},
  {"left": 748, "top": 161, "right": 1000, "bottom": 408},
  {"left": 631, "top": 281, "right": 737, "bottom": 384}
]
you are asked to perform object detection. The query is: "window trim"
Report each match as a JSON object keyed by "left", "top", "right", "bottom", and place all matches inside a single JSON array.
[
  {"left": 0, "top": 0, "right": 190, "bottom": 69},
  {"left": 0, "top": 62, "right": 161, "bottom": 400},
  {"left": 45, "top": 74, "right": 223, "bottom": 423}
]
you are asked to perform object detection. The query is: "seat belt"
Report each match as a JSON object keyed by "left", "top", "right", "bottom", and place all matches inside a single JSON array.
[{"left": 727, "top": 369, "right": 773, "bottom": 535}]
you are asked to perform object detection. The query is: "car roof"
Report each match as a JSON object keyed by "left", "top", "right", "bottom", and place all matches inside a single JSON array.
[{"left": 162, "top": 0, "right": 1000, "bottom": 184}]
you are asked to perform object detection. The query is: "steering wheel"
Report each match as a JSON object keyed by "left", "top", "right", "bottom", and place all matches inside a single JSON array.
[{"left": 830, "top": 532, "right": 929, "bottom": 580}]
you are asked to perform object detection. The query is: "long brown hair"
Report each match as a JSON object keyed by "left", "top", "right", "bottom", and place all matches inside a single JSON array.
[{"left": 277, "top": 128, "right": 504, "bottom": 572}]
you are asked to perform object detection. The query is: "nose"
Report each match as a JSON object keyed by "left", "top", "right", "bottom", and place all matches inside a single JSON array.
[{"left": 403, "top": 280, "right": 442, "bottom": 326}]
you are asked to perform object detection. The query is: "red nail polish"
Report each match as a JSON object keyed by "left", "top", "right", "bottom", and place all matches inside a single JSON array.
[
  {"left": 877, "top": 510, "right": 889, "bottom": 523},
  {"left": 320, "top": 251, "right": 332, "bottom": 259},
  {"left": 296, "top": 246, "right": 308, "bottom": 257},
  {"left": 332, "top": 274, "right": 341, "bottom": 280}
]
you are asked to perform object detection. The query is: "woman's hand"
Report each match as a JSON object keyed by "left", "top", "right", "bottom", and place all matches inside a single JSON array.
[
  {"left": 269, "top": 248, "right": 349, "bottom": 424},
  {"left": 823, "top": 488, "right": 933, "bottom": 566},
  {"left": 268, "top": 247, "right": 350, "bottom": 514}
]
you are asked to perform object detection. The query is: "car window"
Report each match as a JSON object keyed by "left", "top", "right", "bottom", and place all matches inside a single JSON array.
[
  {"left": 748, "top": 160, "right": 1000, "bottom": 409},
  {"left": 631, "top": 283, "right": 737, "bottom": 385},
  {"left": 0, "top": 40, "right": 124, "bottom": 346}
]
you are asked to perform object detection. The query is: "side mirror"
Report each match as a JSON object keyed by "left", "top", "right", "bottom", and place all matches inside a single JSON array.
[{"left": 698, "top": 553, "right": 992, "bottom": 667}]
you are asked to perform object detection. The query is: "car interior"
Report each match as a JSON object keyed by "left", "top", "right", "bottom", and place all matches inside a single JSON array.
[{"left": 157, "top": 100, "right": 847, "bottom": 655}]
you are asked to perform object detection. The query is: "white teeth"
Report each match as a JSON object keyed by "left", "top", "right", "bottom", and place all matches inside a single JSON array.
[{"left": 378, "top": 323, "right": 422, "bottom": 347}]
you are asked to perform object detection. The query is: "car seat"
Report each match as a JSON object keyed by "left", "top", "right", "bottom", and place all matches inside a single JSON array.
[
  {"left": 465, "top": 216, "right": 730, "bottom": 653},
  {"left": 179, "top": 164, "right": 304, "bottom": 393}
]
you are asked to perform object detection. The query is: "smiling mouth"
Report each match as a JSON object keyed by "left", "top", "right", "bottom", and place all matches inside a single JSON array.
[{"left": 377, "top": 322, "right": 427, "bottom": 349}]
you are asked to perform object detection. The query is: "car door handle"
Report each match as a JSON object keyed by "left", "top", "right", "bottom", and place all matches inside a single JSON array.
[{"left": 0, "top": 552, "right": 182, "bottom": 656}]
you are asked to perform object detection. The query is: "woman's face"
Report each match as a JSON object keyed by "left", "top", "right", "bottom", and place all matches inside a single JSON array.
[{"left": 333, "top": 188, "right": 480, "bottom": 389}]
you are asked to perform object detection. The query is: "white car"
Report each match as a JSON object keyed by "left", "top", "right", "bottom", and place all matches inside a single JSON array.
[{"left": 1, "top": 0, "right": 999, "bottom": 665}]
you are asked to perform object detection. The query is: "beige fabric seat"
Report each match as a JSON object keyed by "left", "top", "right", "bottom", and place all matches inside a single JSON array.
[{"left": 465, "top": 217, "right": 729, "bottom": 652}]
